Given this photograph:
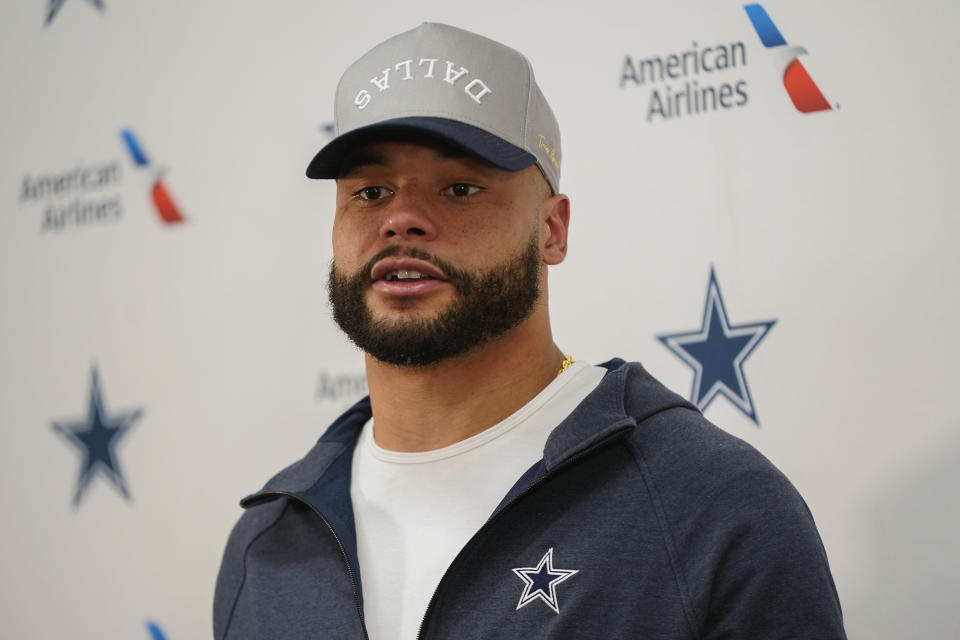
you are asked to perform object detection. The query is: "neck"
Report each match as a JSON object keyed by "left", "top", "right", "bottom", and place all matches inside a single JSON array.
[{"left": 363, "top": 305, "right": 565, "bottom": 452}]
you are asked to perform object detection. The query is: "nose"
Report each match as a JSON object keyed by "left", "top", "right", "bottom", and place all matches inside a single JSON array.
[{"left": 378, "top": 188, "right": 438, "bottom": 241}]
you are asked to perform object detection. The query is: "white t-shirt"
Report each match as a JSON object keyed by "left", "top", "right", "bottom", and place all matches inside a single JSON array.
[{"left": 350, "top": 360, "right": 606, "bottom": 640}]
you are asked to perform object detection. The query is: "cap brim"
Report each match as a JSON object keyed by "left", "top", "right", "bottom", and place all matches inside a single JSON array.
[{"left": 305, "top": 117, "right": 536, "bottom": 179}]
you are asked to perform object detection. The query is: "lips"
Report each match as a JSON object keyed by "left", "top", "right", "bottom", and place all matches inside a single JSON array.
[
  {"left": 371, "top": 258, "right": 446, "bottom": 282},
  {"left": 370, "top": 257, "right": 448, "bottom": 297},
  {"left": 384, "top": 269, "right": 434, "bottom": 282}
]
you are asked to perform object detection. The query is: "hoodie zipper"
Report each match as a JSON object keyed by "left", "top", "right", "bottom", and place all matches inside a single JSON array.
[
  {"left": 415, "top": 423, "right": 634, "bottom": 639},
  {"left": 244, "top": 422, "right": 632, "bottom": 640},
  {"left": 247, "top": 490, "right": 369, "bottom": 640}
]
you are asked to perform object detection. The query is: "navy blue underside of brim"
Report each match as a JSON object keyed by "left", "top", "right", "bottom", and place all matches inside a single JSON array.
[{"left": 305, "top": 117, "right": 536, "bottom": 178}]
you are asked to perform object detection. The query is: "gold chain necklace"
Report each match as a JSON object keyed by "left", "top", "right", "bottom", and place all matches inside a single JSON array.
[{"left": 556, "top": 354, "right": 574, "bottom": 377}]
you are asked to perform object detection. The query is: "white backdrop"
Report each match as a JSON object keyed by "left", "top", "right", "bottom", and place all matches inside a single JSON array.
[{"left": 1, "top": 1, "right": 958, "bottom": 638}]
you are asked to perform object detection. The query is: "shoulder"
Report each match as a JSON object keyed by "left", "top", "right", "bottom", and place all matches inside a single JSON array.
[
  {"left": 608, "top": 360, "right": 845, "bottom": 636},
  {"left": 214, "top": 396, "right": 371, "bottom": 635},
  {"left": 610, "top": 360, "right": 811, "bottom": 547},
  {"left": 606, "top": 359, "right": 794, "bottom": 505}
]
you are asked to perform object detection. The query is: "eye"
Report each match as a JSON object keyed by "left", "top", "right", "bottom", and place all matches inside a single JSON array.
[
  {"left": 443, "top": 183, "right": 484, "bottom": 198},
  {"left": 353, "top": 186, "right": 393, "bottom": 201}
]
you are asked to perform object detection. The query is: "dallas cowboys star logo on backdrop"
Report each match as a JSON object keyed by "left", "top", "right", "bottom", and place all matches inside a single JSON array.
[
  {"left": 658, "top": 267, "right": 776, "bottom": 425},
  {"left": 52, "top": 365, "right": 143, "bottom": 507},
  {"left": 45, "top": 0, "right": 105, "bottom": 26},
  {"left": 512, "top": 548, "right": 578, "bottom": 614}
]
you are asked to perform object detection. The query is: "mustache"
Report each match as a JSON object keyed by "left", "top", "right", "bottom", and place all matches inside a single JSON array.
[{"left": 356, "top": 246, "right": 470, "bottom": 291}]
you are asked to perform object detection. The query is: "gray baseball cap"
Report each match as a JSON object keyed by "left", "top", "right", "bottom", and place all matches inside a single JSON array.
[{"left": 306, "top": 22, "right": 562, "bottom": 193}]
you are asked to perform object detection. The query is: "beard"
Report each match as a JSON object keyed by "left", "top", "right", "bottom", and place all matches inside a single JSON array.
[{"left": 327, "top": 236, "right": 541, "bottom": 367}]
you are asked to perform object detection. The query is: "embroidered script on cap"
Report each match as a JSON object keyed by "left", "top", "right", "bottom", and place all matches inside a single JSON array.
[{"left": 353, "top": 58, "right": 493, "bottom": 110}]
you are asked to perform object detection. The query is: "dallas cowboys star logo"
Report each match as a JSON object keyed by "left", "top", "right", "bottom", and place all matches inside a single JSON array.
[
  {"left": 52, "top": 365, "right": 143, "bottom": 507},
  {"left": 45, "top": 0, "right": 105, "bottom": 26},
  {"left": 512, "top": 548, "right": 578, "bottom": 614},
  {"left": 658, "top": 267, "right": 776, "bottom": 425}
]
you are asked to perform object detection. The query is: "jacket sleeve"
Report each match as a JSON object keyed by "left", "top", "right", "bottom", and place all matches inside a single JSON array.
[
  {"left": 637, "top": 409, "right": 847, "bottom": 639},
  {"left": 694, "top": 464, "right": 845, "bottom": 639},
  {"left": 213, "top": 499, "right": 289, "bottom": 639}
]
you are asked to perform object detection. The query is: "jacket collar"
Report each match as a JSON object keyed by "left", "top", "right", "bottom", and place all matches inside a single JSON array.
[
  {"left": 543, "top": 357, "right": 696, "bottom": 468},
  {"left": 240, "top": 395, "right": 371, "bottom": 505},
  {"left": 237, "top": 359, "right": 694, "bottom": 603},
  {"left": 542, "top": 359, "right": 637, "bottom": 470},
  {"left": 241, "top": 358, "right": 693, "bottom": 505}
]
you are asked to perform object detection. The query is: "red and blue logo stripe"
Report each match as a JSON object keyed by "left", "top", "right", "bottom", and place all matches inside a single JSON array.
[
  {"left": 744, "top": 4, "right": 832, "bottom": 113},
  {"left": 120, "top": 129, "right": 185, "bottom": 224}
]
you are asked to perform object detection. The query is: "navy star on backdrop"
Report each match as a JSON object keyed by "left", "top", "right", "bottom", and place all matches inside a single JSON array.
[
  {"left": 658, "top": 268, "right": 776, "bottom": 425},
  {"left": 45, "top": 0, "right": 105, "bottom": 26},
  {"left": 52, "top": 366, "right": 143, "bottom": 507},
  {"left": 512, "top": 548, "right": 578, "bottom": 614}
]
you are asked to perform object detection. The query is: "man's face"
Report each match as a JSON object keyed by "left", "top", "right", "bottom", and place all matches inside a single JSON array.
[{"left": 327, "top": 139, "right": 552, "bottom": 366}]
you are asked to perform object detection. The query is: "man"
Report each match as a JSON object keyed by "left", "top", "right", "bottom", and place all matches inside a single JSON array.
[{"left": 214, "top": 23, "right": 846, "bottom": 639}]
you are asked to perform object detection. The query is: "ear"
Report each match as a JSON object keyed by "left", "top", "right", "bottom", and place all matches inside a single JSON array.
[{"left": 541, "top": 193, "right": 570, "bottom": 266}]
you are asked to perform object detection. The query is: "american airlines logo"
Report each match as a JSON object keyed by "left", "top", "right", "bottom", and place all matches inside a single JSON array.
[
  {"left": 619, "top": 5, "right": 836, "bottom": 122},
  {"left": 744, "top": 3, "right": 833, "bottom": 113},
  {"left": 619, "top": 39, "right": 750, "bottom": 122},
  {"left": 120, "top": 129, "right": 186, "bottom": 225}
]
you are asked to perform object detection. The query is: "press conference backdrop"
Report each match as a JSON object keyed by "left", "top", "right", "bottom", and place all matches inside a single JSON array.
[{"left": 1, "top": 1, "right": 957, "bottom": 638}]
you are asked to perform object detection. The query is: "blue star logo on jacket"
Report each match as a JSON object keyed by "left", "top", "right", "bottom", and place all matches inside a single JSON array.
[
  {"left": 658, "top": 267, "right": 776, "bottom": 425},
  {"left": 52, "top": 365, "right": 144, "bottom": 507},
  {"left": 512, "top": 548, "right": 578, "bottom": 614}
]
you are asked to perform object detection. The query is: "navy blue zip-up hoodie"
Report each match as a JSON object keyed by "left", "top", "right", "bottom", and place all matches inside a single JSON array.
[{"left": 214, "top": 360, "right": 846, "bottom": 639}]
